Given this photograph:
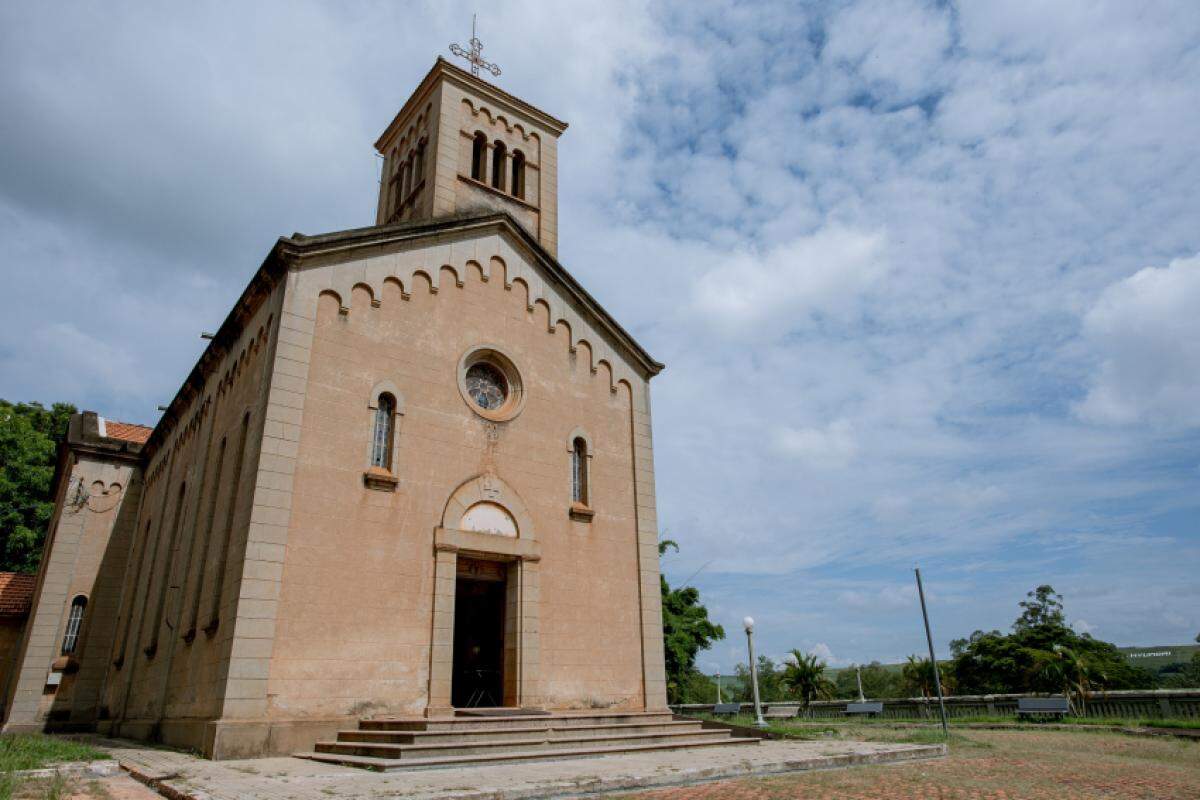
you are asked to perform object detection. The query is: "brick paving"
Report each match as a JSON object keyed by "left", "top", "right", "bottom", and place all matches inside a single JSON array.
[
  {"left": 619, "top": 730, "right": 1200, "bottom": 800},
  {"left": 86, "top": 736, "right": 940, "bottom": 800}
]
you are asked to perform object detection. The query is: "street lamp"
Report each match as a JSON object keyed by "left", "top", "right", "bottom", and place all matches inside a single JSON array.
[{"left": 743, "top": 616, "right": 767, "bottom": 728}]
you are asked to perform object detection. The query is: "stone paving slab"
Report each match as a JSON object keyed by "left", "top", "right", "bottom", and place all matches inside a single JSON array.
[{"left": 87, "top": 737, "right": 944, "bottom": 800}]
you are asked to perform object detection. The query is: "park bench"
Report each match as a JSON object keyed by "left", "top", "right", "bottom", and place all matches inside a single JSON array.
[
  {"left": 764, "top": 706, "right": 799, "bottom": 719},
  {"left": 1017, "top": 696, "right": 1069, "bottom": 720},
  {"left": 844, "top": 701, "right": 884, "bottom": 717},
  {"left": 711, "top": 702, "right": 741, "bottom": 717}
]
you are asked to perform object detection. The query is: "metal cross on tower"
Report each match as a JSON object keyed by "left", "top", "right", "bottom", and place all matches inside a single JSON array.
[{"left": 449, "top": 14, "right": 501, "bottom": 78}]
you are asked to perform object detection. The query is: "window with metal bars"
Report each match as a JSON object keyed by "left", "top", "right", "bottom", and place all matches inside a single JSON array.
[
  {"left": 62, "top": 595, "right": 87, "bottom": 655},
  {"left": 372, "top": 394, "right": 396, "bottom": 470}
]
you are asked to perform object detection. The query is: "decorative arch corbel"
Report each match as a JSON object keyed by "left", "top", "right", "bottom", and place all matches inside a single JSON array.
[{"left": 440, "top": 474, "right": 535, "bottom": 542}]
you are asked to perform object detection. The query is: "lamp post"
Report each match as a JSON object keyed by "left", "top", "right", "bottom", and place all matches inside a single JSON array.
[{"left": 743, "top": 616, "right": 767, "bottom": 728}]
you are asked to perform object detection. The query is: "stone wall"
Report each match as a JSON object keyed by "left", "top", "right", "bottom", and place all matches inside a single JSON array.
[
  {"left": 677, "top": 689, "right": 1200, "bottom": 720},
  {"left": 102, "top": 285, "right": 284, "bottom": 757}
]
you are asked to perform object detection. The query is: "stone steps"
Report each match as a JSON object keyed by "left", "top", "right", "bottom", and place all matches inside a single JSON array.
[
  {"left": 357, "top": 710, "right": 676, "bottom": 732},
  {"left": 315, "top": 729, "right": 734, "bottom": 759},
  {"left": 336, "top": 718, "right": 705, "bottom": 745},
  {"left": 296, "top": 710, "right": 759, "bottom": 771},
  {"left": 297, "top": 734, "right": 760, "bottom": 772}
]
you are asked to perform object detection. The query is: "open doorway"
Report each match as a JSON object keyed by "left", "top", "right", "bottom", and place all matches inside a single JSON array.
[{"left": 452, "top": 558, "right": 508, "bottom": 708}]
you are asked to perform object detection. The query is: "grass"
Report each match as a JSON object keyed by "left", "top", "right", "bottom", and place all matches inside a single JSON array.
[
  {"left": 0, "top": 735, "right": 109, "bottom": 800},
  {"left": 0, "top": 735, "right": 106, "bottom": 773},
  {"left": 1060, "top": 716, "right": 1200, "bottom": 730}
]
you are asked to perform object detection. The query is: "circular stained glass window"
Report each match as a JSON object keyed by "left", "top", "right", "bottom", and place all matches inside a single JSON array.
[{"left": 465, "top": 362, "right": 508, "bottom": 411}]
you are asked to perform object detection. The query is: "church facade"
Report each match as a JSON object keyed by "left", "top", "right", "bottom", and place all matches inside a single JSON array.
[{"left": 1, "top": 59, "right": 668, "bottom": 759}]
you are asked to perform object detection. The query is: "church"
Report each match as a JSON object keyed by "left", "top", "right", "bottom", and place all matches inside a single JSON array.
[{"left": 0, "top": 56, "right": 681, "bottom": 760}]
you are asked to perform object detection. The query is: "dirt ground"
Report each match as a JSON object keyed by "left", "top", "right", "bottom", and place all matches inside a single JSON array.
[
  {"left": 619, "top": 728, "right": 1200, "bottom": 800},
  {"left": 7, "top": 773, "right": 158, "bottom": 800}
]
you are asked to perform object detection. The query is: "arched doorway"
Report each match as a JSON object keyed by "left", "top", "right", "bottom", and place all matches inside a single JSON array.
[{"left": 428, "top": 475, "right": 542, "bottom": 716}]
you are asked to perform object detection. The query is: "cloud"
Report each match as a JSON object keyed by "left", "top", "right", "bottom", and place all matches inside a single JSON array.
[
  {"left": 691, "top": 226, "right": 886, "bottom": 337},
  {"left": 3, "top": 0, "right": 1200, "bottom": 671},
  {"left": 1077, "top": 253, "right": 1200, "bottom": 427},
  {"left": 775, "top": 419, "right": 858, "bottom": 467},
  {"left": 809, "top": 642, "right": 851, "bottom": 668}
]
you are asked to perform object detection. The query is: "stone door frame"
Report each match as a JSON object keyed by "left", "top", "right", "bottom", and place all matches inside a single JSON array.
[{"left": 427, "top": 476, "right": 540, "bottom": 717}]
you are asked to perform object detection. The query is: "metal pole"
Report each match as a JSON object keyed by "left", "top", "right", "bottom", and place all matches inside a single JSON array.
[
  {"left": 744, "top": 617, "right": 767, "bottom": 728},
  {"left": 716, "top": 669, "right": 722, "bottom": 704},
  {"left": 856, "top": 665, "right": 865, "bottom": 703},
  {"left": 915, "top": 567, "right": 949, "bottom": 737}
]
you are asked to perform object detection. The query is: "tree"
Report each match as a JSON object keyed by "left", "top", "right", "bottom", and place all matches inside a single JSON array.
[
  {"left": 0, "top": 400, "right": 75, "bottom": 573},
  {"left": 659, "top": 538, "right": 725, "bottom": 704},
  {"left": 733, "top": 655, "right": 785, "bottom": 703},
  {"left": 781, "top": 650, "right": 835, "bottom": 708},
  {"left": 901, "top": 655, "right": 953, "bottom": 697},
  {"left": 1014, "top": 585, "right": 1067, "bottom": 633},
  {"left": 834, "top": 661, "right": 904, "bottom": 699},
  {"left": 951, "top": 585, "right": 1155, "bottom": 695},
  {"left": 1026, "top": 644, "right": 1097, "bottom": 714}
]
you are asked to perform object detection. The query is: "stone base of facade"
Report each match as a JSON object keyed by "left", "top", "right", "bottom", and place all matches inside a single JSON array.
[{"left": 103, "top": 716, "right": 356, "bottom": 759}]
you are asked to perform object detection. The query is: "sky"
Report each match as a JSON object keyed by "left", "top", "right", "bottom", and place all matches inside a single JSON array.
[{"left": 2, "top": 1, "right": 1198, "bottom": 672}]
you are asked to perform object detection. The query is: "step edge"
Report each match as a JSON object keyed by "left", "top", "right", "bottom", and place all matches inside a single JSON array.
[
  {"left": 319, "top": 730, "right": 734, "bottom": 754},
  {"left": 303, "top": 736, "right": 760, "bottom": 767}
]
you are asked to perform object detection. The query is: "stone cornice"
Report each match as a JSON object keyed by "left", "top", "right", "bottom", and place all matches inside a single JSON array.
[
  {"left": 140, "top": 209, "right": 662, "bottom": 462},
  {"left": 374, "top": 57, "right": 568, "bottom": 153},
  {"left": 285, "top": 212, "right": 664, "bottom": 377}
]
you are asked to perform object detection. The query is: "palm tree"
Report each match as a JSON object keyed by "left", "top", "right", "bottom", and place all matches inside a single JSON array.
[
  {"left": 781, "top": 650, "right": 835, "bottom": 712},
  {"left": 902, "top": 655, "right": 937, "bottom": 698},
  {"left": 1026, "top": 645, "right": 1093, "bottom": 714}
]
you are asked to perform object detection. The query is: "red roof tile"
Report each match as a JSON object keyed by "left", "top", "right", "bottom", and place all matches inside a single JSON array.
[
  {"left": 0, "top": 572, "right": 36, "bottom": 617},
  {"left": 105, "top": 420, "right": 153, "bottom": 444}
]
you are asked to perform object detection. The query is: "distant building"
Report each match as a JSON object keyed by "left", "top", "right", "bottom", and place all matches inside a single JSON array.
[{"left": 0, "top": 573, "right": 37, "bottom": 696}]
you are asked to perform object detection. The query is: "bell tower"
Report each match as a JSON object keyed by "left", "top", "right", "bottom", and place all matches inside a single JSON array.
[{"left": 374, "top": 58, "right": 568, "bottom": 257}]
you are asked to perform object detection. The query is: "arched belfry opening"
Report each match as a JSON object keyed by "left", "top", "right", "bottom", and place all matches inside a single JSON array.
[
  {"left": 372, "top": 59, "right": 568, "bottom": 256},
  {"left": 430, "top": 475, "right": 542, "bottom": 714}
]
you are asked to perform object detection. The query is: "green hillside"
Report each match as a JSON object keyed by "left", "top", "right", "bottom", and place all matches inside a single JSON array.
[{"left": 1117, "top": 645, "right": 1200, "bottom": 671}]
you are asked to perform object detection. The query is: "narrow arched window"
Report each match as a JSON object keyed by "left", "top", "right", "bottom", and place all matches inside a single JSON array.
[
  {"left": 471, "top": 132, "right": 487, "bottom": 181},
  {"left": 403, "top": 154, "right": 414, "bottom": 200},
  {"left": 62, "top": 595, "right": 87, "bottom": 654},
  {"left": 414, "top": 139, "right": 426, "bottom": 184},
  {"left": 392, "top": 152, "right": 404, "bottom": 212},
  {"left": 491, "top": 141, "right": 507, "bottom": 190},
  {"left": 372, "top": 394, "right": 396, "bottom": 470},
  {"left": 571, "top": 437, "right": 588, "bottom": 505},
  {"left": 511, "top": 150, "right": 526, "bottom": 199}
]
